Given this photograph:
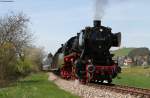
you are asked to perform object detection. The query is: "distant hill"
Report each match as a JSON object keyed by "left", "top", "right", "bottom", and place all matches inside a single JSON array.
[
  {"left": 113, "top": 48, "right": 135, "bottom": 57},
  {"left": 113, "top": 47, "right": 150, "bottom": 66},
  {"left": 128, "top": 48, "right": 150, "bottom": 58}
]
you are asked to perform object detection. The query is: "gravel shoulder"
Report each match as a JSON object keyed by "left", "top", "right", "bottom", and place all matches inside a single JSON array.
[{"left": 48, "top": 72, "right": 135, "bottom": 98}]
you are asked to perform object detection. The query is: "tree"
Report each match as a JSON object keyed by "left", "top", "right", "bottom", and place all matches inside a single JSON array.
[
  {"left": 0, "top": 12, "right": 32, "bottom": 57},
  {"left": 24, "top": 46, "right": 46, "bottom": 71},
  {"left": 0, "top": 12, "right": 32, "bottom": 84},
  {"left": 128, "top": 48, "right": 150, "bottom": 65}
]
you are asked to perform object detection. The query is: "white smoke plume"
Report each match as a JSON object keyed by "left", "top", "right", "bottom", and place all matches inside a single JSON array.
[{"left": 94, "top": 0, "right": 108, "bottom": 20}]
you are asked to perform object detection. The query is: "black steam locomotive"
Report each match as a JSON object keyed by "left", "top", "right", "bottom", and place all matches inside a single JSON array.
[{"left": 51, "top": 20, "right": 121, "bottom": 84}]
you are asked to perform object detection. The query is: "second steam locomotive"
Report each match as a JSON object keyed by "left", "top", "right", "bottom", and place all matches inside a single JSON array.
[{"left": 51, "top": 20, "right": 121, "bottom": 84}]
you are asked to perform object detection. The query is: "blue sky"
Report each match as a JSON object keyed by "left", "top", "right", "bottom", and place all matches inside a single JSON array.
[{"left": 0, "top": 0, "right": 150, "bottom": 54}]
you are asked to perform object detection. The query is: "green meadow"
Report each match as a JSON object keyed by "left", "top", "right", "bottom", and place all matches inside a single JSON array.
[
  {"left": 0, "top": 73, "right": 79, "bottom": 98},
  {"left": 113, "top": 66, "right": 150, "bottom": 89}
]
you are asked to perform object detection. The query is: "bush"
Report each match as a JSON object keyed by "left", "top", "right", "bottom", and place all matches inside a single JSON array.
[
  {"left": 15, "top": 59, "right": 32, "bottom": 76},
  {"left": 0, "top": 43, "right": 16, "bottom": 79}
]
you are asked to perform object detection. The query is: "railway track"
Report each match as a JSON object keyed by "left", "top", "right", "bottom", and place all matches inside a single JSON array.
[{"left": 87, "top": 83, "right": 150, "bottom": 98}]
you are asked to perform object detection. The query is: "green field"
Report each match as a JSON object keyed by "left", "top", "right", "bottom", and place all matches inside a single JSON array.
[
  {"left": 0, "top": 68, "right": 149, "bottom": 98},
  {"left": 0, "top": 73, "right": 79, "bottom": 98},
  {"left": 113, "top": 67, "right": 150, "bottom": 89}
]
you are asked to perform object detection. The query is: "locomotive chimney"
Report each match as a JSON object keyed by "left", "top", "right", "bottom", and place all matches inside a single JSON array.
[{"left": 94, "top": 20, "right": 101, "bottom": 27}]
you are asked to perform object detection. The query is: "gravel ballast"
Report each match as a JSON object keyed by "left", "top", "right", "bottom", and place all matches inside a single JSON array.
[{"left": 48, "top": 72, "right": 136, "bottom": 98}]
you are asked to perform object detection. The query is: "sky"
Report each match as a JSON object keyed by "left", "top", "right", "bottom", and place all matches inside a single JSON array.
[{"left": 0, "top": 0, "right": 150, "bottom": 54}]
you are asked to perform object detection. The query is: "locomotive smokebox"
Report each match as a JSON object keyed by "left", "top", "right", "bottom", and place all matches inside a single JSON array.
[{"left": 94, "top": 20, "right": 101, "bottom": 27}]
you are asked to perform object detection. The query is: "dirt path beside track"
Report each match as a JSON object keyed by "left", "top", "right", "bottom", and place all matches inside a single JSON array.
[{"left": 48, "top": 72, "right": 136, "bottom": 98}]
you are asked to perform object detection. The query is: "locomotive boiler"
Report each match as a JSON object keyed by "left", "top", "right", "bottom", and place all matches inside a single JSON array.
[{"left": 51, "top": 20, "right": 121, "bottom": 84}]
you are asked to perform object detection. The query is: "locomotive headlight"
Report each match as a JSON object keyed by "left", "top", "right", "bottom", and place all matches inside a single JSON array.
[{"left": 100, "top": 29, "right": 103, "bottom": 32}]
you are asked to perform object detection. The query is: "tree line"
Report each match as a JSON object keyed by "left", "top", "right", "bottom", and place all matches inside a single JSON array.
[{"left": 0, "top": 12, "right": 45, "bottom": 87}]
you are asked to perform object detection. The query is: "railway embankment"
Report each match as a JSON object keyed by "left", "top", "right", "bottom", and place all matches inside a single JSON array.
[{"left": 49, "top": 72, "right": 136, "bottom": 98}]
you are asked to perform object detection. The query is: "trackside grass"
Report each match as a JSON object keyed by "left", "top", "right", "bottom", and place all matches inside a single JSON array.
[
  {"left": 0, "top": 73, "right": 80, "bottom": 98},
  {"left": 113, "top": 66, "right": 150, "bottom": 89}
]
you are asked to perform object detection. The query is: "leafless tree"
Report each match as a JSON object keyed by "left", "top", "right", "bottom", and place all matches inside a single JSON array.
[
  {"left": 0, "top": 12, "right": 32, "bottom": 57},
  {"left": 0, "top": 12, "right": 32, "bottom": 83}
]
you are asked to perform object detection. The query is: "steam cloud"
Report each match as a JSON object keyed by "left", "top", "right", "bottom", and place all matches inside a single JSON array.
[{"left": 94, "top": 0, "right": 108, "bottom": 20}]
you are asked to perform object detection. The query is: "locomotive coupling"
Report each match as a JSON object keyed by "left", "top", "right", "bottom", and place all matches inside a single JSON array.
[{"left": 87, "top": 64, "right": 95, "bottom": 73}]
